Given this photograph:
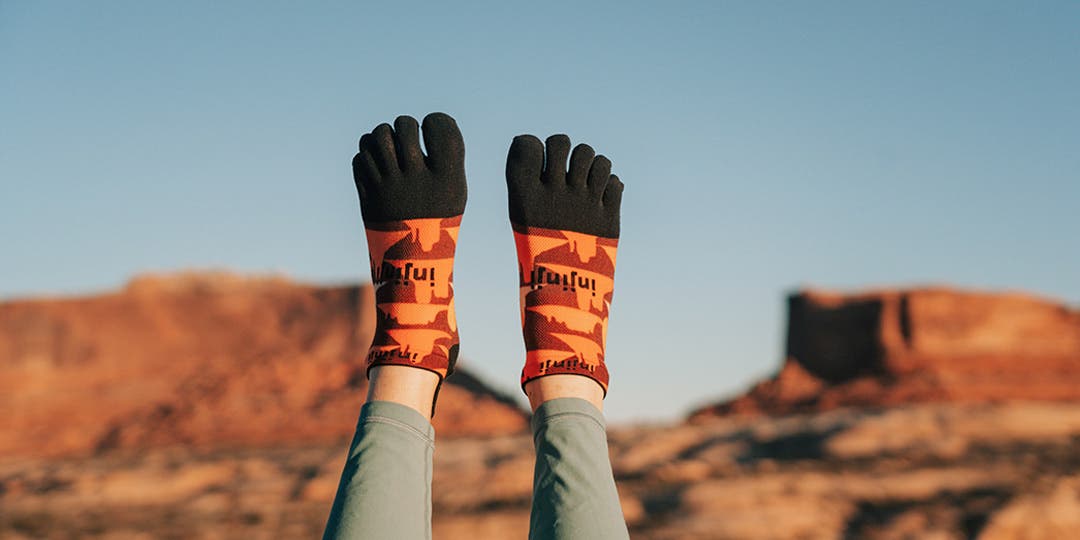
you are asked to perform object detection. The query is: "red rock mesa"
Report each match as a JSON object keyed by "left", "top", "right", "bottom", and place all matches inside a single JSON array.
[
  {"left": 692, "top": 287, "right": 1080, "bottom": 419},
  {"left": 0, "top": 272, "right": 527, "bottom": 459}
]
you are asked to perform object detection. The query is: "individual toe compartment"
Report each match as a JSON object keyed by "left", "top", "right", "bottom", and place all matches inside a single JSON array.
[
  {"left": 506, "top": 134, "right": 545, "bottom": 187},
  {"left": 587, "top": 155, "right": 612, "bottom": 196},
  {"left": 393, "top": 115, "right": 425, "bottom": 172},
  {"left": 354, "top": 133, "right": 382, "bottom": 191},
  {"left": 600, "top": 174, "right": 623, "bottom": 237},
  {"left": 421, "top": 112, "right": 464, "bottom": 174},
  {"left": 567, "top": 143, "right": 595, "bottom": 191},
  {"left": 542, "top": 134, "right": 571, "bottom": 185},
  {"left": 602, "top": 174, "right": 624, "bottom": 209},
  {"left": 369, "top": 123, "right": 400, "bottom": 176}
]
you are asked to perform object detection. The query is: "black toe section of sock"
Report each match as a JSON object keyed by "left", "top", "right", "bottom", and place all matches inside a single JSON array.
[
  {"left": 370, "top": 123, "right": 399, "bottom": 176},
  {"left": 356, "top": 134, "right": 381, "bottom": 189},
  {"left": 353, "top": 112, "right": 467, "bottom": 223},
  {"left": 567, "top": 143, "right": 595, "bottom": 190},
  {"left": 507, "top": 135, "right": 544, "bottom": 186},
  {"left": 352, "top": 152, "right": 375, "bottom": 199},
  {"left": 393, "top": 115, "right": 425, "bottom": 172},
  {"left": 603, "top": 174, "right": 623, "bottom": 206},
  {"left": 587, "top": 155, "right": 611, "bottom": 194},
  {"left": 506, "top": 134, "right": 622, "bottom": 238},
  {"left": 599, "top": 175, "right": 622, "bottom": 237},
  {"left": 542, "top": 134, "right": 571, "bottom": 185},
  {"left": 421, "top": 112, "right": 465, "bottom": 175},
  {"left": 353, "top": 134, "right": 380, "bottom": 183}
]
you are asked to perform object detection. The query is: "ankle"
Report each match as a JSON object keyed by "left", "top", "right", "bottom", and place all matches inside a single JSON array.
[
  {"left": 524, "top": 374, "right": 604, "bottom": 413},
  {"left": 366, "top": 365, "right": 440, "bottom": 419}
]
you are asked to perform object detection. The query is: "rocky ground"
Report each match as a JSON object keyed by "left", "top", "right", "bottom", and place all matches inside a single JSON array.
[{"left": 4, "top": 401, "right": 1080, "bottom": 539}]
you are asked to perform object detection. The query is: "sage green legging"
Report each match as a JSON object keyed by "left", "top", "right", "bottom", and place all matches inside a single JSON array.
[{"left": 323, "top": 398, "right": 629, "bottom": 540}]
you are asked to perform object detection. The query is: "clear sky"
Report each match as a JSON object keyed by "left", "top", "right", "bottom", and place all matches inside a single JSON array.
[{"left": 2, "top": 1, "right": 1078, "bottom": 422}]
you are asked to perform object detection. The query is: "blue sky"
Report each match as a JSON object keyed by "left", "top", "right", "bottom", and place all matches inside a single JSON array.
[{"left": 2, "top": 1, "right": 1078, "bottom": 422}]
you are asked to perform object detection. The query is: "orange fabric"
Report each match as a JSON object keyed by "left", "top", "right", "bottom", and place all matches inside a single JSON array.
[
  {"left": 514, "top": 223, "right": 618, "bottom": 394},
  {"left": 365, "top": 215, "right": 461, "bottom": 380}
]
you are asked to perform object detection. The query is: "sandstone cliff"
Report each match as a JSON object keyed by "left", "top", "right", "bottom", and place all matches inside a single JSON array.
[
  {"left": 691, "top": 287, "right": 1080, "bottom": 419},
  {"left": 0, "top": 272, "right": 527, "bottom": 459}
]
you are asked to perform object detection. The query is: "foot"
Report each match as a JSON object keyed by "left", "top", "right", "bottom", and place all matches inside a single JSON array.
[
  {"left": 352, "top": 112, "right": 467, "bottom": 416},
  {"left": 505, "top": 134, "right": 623, "bottom": 410}
]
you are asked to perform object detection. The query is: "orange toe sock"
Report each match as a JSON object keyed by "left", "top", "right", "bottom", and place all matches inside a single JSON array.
[
  {"left": 514, "top": 223, "right": 618, "bottom": 394},
  {"left": 365, "top": 216, "right": 461, "bottom": 382}
]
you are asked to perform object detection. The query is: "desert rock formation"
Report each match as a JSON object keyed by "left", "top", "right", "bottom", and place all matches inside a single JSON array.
[
  {"left": 0, "top": 272, "right": 527, "bottom": 459},
  {"left": 692, "top": 287, "right": 1080, "bottom": 419},
  {"left": 4, "top": 278, "right": 1080, "bottom": 539}
]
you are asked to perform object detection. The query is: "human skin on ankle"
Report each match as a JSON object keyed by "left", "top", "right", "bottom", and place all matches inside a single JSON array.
[
  {"left": 366, "top": 365, "right": 440, "bottom": 419},
  {"left": 525, "top": 374, "right": 604, "bottom": 413}
]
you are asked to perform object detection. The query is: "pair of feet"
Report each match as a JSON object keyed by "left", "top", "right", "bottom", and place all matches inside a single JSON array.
[{"left": 353, "top": 112, "right": 623, "bottom": 418}]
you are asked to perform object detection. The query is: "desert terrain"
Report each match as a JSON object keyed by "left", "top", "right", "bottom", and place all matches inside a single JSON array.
[{"left": 2, "top": 273, "right": 1079, "bottom": 539}]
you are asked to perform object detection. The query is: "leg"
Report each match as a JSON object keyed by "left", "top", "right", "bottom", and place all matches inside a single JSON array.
[
  {"left": 322, "top": 113, "right": 468, "bottom": 539},
  {"left": 528, "top": 393, "right": 629, "bottom": 540},
  {"left": 506, "top": 134, "right": 629, "bottom": 539},
  {"left": 322, "top": 368, "right": 437, "bottom": 540}
]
